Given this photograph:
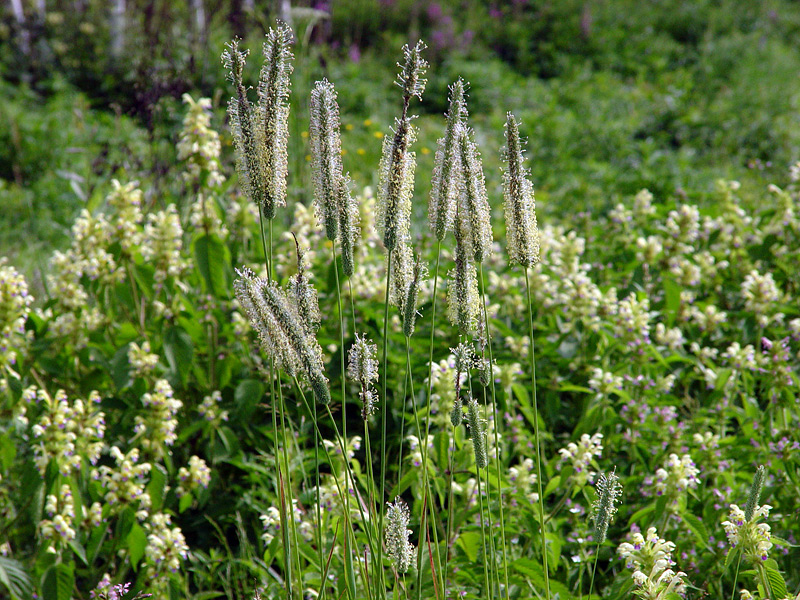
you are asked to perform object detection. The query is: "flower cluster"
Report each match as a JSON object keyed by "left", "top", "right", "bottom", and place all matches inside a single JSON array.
[
  {"left": 134, "top": 379, "right": 183, "bottom": 456},
  {"left": 234, "top": 267, "right": 330, "bottom": 404},
  {"left": 95, "top": 446, "right": 152, "bottom": 520},
  {"left": 144, "top": 512, "right": 190, "bottom": 578},
  {"left": 128, "top": 341, "right": 159, "bottom": 379},
  {"left": 722, "top": 503, "right": 773, "bottom": 563},
  {"left": 177, "top": 94, "right": 225, "bottom": 187},
  {"left": 40, "top": 484, "right": 77, "bottom": 548},
  {"left": 508, "top": 458, "right": 539, "bottom": 504},
  {"left": 198, "top": 390, "right": 229, "bottom": 425},
  {"left": 141, "top": 205, "right": 186, "bottom": 288},
  {"left": 557, "top": 433, "right": 603, "bottom": 486},
  {"left": 260, "top": 499, "right": 314, "bottom": 545},
  {"left": 618, "top": 527, "right": 687, "bottom": 599},
  {"left": 0, "top": 262, "right": 33, "bottom": 377},
  {"left": 652, "top": 453, "right": 700, "bottom": 508},
  {"left": 31, "top": 389, "right": 105, "bottom": 476},
  {"left": 176, "top": 455, "right": 212, "bottom": 498}
]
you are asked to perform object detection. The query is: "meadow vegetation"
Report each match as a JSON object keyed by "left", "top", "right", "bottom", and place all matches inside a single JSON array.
[{"left": 1, "top": 2, "right": 799, "bottom": 600}]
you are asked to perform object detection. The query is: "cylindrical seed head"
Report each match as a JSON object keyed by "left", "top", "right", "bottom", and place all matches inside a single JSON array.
[
  {"left": 385, "top": 496, "right": 415, "bottom": 574},
  {"left": 592, "top": 468, "right": 622, "bottom": 544},
  {"left": 456, "top": 123, "right": 493, "bottom": 263},
  {"left": 503, "top": 112, "right": 540, "bottom": 268},
  {"left": 429, "top": 78, "right": 467, "bottom": 241},
  {"left": 257, "top": 22, "right": 294, "bottom": 219},
  {"left": 744, "top": 465, "right": 767, "bottom": 522},
  {"left": 466, "top": 395, "right": 487, "bottom": 469}
]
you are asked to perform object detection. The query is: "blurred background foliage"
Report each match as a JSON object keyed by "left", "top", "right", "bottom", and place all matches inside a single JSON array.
[{"left": 2, "top": 0, "right": 800, "bottom": 277}]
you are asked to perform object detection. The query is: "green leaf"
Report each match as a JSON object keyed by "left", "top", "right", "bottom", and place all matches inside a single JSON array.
[
  {"left": 127, "top": 522, "right": 148, "bottom": 569},
  {"left": 543, "top": 474, "right": 561, "bottom": 499},
  {"left": 764, "top": 560, "right": 787, "bottom": 599},
  {"left": 680, "top": 512, "right": 709, "bottom": 548},
  {"left": 179, "top": 492, "right": 193, "bottom": 513},
  {"left": 511, "top": 558, "right": 575, "bottom": 599},
  {"left": 67, "top": 537, "right": 88, "bottom": 566},
  {"left": 662, "top": 277, "right": 681, "bottom": 326},
  {"left": 456, "top": 530, "right": 482, "bottom": 562},
  {"left": 627, "top": 504, "right": 656, "bottom": 527},
  {"left": 41, "top": 563, "right": 74, "bottom": 600},
  {"left": 235, "top": 379, "right": 264, "bottom": 422},
  {"left": 164, "top": 326, "right": 194, "bottom": 387},
  {"left": 0, "top": 556, "right": 32, "bottom": 600},
  {"left": 147, "top": 463, "right": 168, "bottom": 512},
  {"left": 0, "top": 434, "right": 15, "bottom": 471},
  {"left": 193, "top": 233, "right": 230, "bottom": 297}
]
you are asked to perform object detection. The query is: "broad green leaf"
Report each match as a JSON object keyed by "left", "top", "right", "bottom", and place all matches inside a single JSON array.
[
  {"left": 127, "top": 522, "right": 148, "bottom": 569},
  {"left": 193, "top": 233, "right": 230, "bottom": 297},
  {"left": 235, "top": 379, "right": 264, "bottom": 422},
  {"left": 41, "top": 563, "right": 74, "bottom": 600},
  {"left": 147, "top": 463, "right": 168, "bottom": 512},
  {"left": 764, "top": 560, "right": 787, "bottom": 599},
  {"left": 164, "top": 326, "right": 194, "bottom": 387},
  {"left": 67, "top": 538, "right": 88, "bottom": 566},
  {"left": 680, "top": 512, "right": 709, "bottom": 548},
  {"left": 456, "top": 530, "right": 482, "bottom": 562},
  {"left": 0, "top": 556, "right": 33, "bottom": 600},
  {"left": 179, "top": 492, "right": 193, "bottom": 513}
]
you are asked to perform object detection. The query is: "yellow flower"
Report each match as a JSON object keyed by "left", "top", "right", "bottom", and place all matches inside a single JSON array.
[
  {"left": 363, "top": 119, "right": 373, "bottom": 126},
  {"left": 374, "top": 131, "right": 384, "bottom": 139},
  {"left": 421, "top": 147, "right": 430, "bottom": 155},
  {"left": 357, "top": 148, "right": 366, "bottom": 155},
  {"left": 345, "top": 123, "right": 354, "bottom": 131}
]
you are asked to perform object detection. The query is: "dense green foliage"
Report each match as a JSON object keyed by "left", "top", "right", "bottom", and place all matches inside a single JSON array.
[{"left": 1, "top": 3, "right": 800, "bottom": 600}]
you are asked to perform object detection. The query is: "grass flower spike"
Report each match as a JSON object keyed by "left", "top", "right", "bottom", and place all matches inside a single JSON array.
[
  {"left": 456, "top": 123, "right": 492, "bottom": 263},
  {"left": 385, "top": 496, "right": 415, "bottom": 574},
  {"left": 309, "top": 79, "right": 360, "bottom": 275},
  {"left": 503, "top": 112, "right": 540, "bottom": 267},
  {"left": 429, "top": 78, "right": 466, "bottom": 241},
  {"left": 592, "top": 468, "right": 622, "bottom": 544},
  {"left": 258, "top": 22, "right": 294, "bottom": 219},
  {"left": 234, "top": 267, "right": 330, "bottom": 404},
  {"left": 466, "top": 395, "right": 487, "bottom": 469},
  {"left": 222, "top": 39, "right": 263, "bottom": 210},
  {"left": 348, "top": 333, "right": 379, "bottom": 418},
  {"left": 376, "top": 41, "right": 427, "bottom": 252}
]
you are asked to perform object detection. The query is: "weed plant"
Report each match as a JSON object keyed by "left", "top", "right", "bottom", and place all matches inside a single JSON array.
[{"left": 1, "top": 21, "right": 800, "bottom": 600}]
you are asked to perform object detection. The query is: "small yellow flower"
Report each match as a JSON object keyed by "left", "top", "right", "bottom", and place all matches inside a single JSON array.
[
  {"left": 357, "top": 148, "right": 366, "bottom": 155},
  {"left": 421, "top": 147, "right": 430, "bottom": 155},
  {"left": 305, "top": 154, "right": 311, "bottom": 161},
  {"left": 301, "top": 130, "right": 309, "bottom": 139},
  {"left": 373, "top": 131, "right": 384, "bottom": 139},
  {"left": 345, "top": 123, "right": 354, "bottom": 131},
  {"left": 363, "top": 119, "right": 373, "bottom": 127},
  {"left": 341, "top": 149, "right": 347, "bottom": 155}
]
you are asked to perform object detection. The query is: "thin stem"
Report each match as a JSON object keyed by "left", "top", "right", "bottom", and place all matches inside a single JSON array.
[
  {"left": 587, "top": 542, "right": 601, "bottom": 600},
  {"left": 312, "top": 398, "right": 326, "bottom": 600},
  {"left": 730, "top": 549, "right": 742, "bottom": 600},
  {"left": 419, "top": 241, "right": 446, "bottom": 598},
  {"left": 294, "top": 378, "right": 378, "bottom": 596},
  {"left": 468, "top": 375, "right": 492, "bottom": 600},
  {"left": 330, "top": 241, "right": 355, "bottom": 600},
  {"left": 379, "top": 251, "right": 394, "bottom": 599},
  {"left": 277, "top": 374, "right": 303, "bottom": 599},
  {"left": 524, "top": 266, "right": 550, "bottom": 600},
  {"left": 479, "top": 263, "right": 511, "bottom": 600}
]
